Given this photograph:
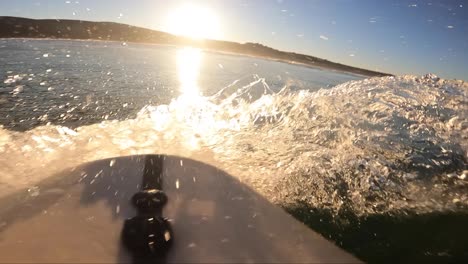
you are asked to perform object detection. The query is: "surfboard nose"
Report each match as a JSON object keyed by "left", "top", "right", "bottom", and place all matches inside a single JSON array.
[{"left": 0, "top": 155, "right": 361, "bottom": 263}]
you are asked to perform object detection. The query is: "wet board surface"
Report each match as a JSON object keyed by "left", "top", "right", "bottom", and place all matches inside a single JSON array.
[{"left": 0, "top": 155, "right": 360, "bottom": 263}]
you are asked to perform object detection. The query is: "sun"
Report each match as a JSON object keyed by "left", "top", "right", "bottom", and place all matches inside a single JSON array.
[{"left": 164, "top": 4, "right": 222, "bottom": 40}]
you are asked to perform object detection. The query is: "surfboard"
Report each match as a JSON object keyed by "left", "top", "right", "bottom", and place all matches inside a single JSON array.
[{"left": 0, "top": 155, "right": 360, "bottom": 263}]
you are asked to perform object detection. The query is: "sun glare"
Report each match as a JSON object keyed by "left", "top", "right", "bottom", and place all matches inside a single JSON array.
[
  {"left": 164, "top": 4, "right": 222, "bottom": 40},
  {"left": 177, "top": 47, "right": 202, "bottom": 96}
]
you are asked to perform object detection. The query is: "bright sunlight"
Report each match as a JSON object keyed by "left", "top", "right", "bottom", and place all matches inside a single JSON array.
[
  {"left": 176, "top": 47, "right": 202, "bottom": 96},
  {"left": 164, "top": 4, "right": 222, "bottom": 40}
]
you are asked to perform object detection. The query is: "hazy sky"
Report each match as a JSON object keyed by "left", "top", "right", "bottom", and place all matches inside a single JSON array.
[{"left": 1, "top": 0, "right": 467, "bottom": 79}]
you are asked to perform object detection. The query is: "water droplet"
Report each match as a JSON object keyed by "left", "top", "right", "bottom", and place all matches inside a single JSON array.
[
  {"left": 28, "top": 186, "right": 40, "bottom": 197},
  {"left": 187, "top": 243, "right": 196, "bottom": 248},
  {"left": 11, "top": 85, "right": 24, "bottom": 95},
  {"left": 109, "top": 159, "right": 116, "bottom": 167},
  {"left": 447, "top": 173, "right": 457, "bottom": 179},
  {"left": 164, "top": 231, "right": 171, "bottom": 241},
  {"left": 458, "top": 171, "right": 467, "bottom": 180}
]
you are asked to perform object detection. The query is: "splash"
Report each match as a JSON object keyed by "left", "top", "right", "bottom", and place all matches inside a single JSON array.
[{"left": 0, "top": 74, "right": 467, "bottom": 216}]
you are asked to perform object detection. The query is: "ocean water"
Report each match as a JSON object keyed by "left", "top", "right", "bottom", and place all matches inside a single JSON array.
[
  {"left": 1, "top": 39, "right": 467, "bottom": 262},
  {"left": 0, "top": 39, "right": 359, "bottom": 131}
]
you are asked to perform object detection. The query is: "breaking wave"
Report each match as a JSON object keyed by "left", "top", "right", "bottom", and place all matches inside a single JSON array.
[{"left": 0, "top": 74, "right": 467, "bottom": 216}]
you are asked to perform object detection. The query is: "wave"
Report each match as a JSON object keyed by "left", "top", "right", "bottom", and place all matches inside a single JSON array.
[{"left": 0, "top": 74, "right": 467, "bottom": 216}]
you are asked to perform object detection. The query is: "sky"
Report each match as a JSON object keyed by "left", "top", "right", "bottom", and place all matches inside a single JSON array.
[{"left": 1, "top": 0, "right": 467, "bottom": 79}]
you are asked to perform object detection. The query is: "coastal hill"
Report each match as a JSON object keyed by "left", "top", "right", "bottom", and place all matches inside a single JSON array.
[{"left": 0, "top": 16, "right": 390, "bottom": 77}]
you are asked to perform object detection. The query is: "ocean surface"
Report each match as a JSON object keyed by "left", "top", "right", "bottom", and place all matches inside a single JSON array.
[{"left": 1, "top": 39, "right": 467, "bottom": 262}]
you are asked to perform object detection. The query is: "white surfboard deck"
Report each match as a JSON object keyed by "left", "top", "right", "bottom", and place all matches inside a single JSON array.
[{"left": 0, "top": 155, "right": 360, "bottom": 263}]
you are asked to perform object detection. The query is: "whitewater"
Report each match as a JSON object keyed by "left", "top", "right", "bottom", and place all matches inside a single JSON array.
[
  {"left": 1, "top": 70, "right": 466, "bottom": 217},
  {"left": 0, "top": 39, "right": 465, "bottom": 218}
]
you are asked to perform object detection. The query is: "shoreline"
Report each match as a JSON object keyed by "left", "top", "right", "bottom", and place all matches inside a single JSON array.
[{"left": 0, "top": 16, "right": 391, "bottom": 78}]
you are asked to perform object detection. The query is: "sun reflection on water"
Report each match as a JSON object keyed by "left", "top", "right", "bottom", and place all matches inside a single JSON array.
[
  {"left": 176, "top": 47, "right": 202, "bottom": 98},
  {"left": 170, "top": 46, "right": 245, "bottom": 150}
]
